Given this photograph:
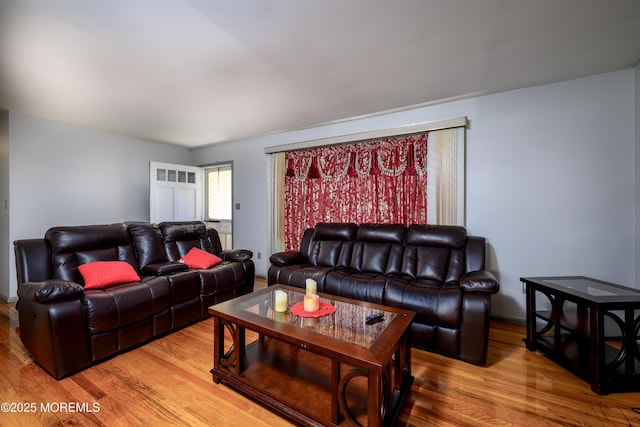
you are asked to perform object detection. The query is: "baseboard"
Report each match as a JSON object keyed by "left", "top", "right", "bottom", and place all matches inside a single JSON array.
[{"left": 0, "top": 293, "right": 17, "bottom": 304}]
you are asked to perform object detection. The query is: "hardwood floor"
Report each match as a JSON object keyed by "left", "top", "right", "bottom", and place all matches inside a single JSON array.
[{"left": 1, "top": 279, "right": 639, "bottom": 426}]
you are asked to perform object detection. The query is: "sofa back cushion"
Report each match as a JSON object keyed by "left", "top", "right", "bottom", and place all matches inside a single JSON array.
[
  {"left": 308, "top": 223, "right": 357, "bottom": 267},
  {"left": 46, "top": 223, "right": 139, "bottom": 284},
  {"left": 350, "top": 223, "right": 405, "bottom": 274},
  {"left": 127, "top": 222, "right": 167, "bottom": 270},
  {"left": 402, "top": 225, "right": 468, "bottom": 282},
  {"left": 159, "top": 221, "right": 217, "bottom": 261}
]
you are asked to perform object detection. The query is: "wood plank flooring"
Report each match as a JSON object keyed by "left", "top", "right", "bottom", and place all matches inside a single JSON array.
[{"left": 1, "top": 279, "right": 639, "bottom": 426}]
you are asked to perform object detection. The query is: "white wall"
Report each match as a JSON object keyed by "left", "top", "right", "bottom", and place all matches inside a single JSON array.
[
  {"left": 467, "top": 70, "right": 634, "bottom": 322},
  {"left": 635, "top": 63, "right": 640, "bottom": 285},
  {"left": 191, "top": 69, "right": 637, "bottom": 322},
  {"left": 4, "top": 113, "right": 190, "bottom": 301},
  {"left": 0, "top": 112, "right": 9, "bottom": 302}
]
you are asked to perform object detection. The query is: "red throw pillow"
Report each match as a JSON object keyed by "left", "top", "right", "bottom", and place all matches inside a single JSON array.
[
  {"left": 179, "top": 247, "right": 222, "bottom": 269},
  {"left": 79, "top": 261, "right": 141, "bottom": 290}
]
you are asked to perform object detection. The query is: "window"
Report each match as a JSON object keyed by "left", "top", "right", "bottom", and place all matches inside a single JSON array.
[
  {"left": 205, "top": 164, "right": 232, "bottom": 221},
  {"left": 204, "top": 163, "right": 233, "bottom": 250}
]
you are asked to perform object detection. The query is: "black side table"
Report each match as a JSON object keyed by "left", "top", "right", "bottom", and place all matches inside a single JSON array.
[{"left": 521, "top": 276, "right": 640, "bottom": 394}]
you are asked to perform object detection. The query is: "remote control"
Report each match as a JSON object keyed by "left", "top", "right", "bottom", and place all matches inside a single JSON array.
[{"left": 365, "top": 312, "right": 384, "bottom": 325}]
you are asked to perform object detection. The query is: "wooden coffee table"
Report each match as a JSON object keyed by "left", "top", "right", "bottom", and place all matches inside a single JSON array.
[{"left": 209, "top": 284, "right": 415, "bottom": 426}]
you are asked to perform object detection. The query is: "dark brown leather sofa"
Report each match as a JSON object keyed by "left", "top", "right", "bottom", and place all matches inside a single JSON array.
[
  {"left": 268, "top": 223, "right": 499, "bottom": 365},
  {"left": 14, "top": 221, "right": 254, "bottom": 379}
]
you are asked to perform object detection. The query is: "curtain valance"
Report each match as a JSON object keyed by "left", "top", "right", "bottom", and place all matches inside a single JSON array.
[{"left": 284, "top": 134, "right": 428, "bottom": 181}]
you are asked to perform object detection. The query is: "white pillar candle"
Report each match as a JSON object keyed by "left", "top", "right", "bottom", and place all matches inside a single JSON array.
[
  {"left": 304, "top": 294, "right": 320, "bottom": 312},
  {"left": 305, "top": 278, "right": 317, "bottom": 295},
  {"left": 274, "top": 290, "right": 288, "bottom": 312}
]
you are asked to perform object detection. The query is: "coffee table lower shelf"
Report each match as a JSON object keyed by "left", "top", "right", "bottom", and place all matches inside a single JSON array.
[{"left": 211, "top": 336, "right": 413, "bottom": 426}]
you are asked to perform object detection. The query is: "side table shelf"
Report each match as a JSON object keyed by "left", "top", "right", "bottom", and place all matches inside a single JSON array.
[{"left": 521, "top": 276, "right": 640, "bottom": 395}]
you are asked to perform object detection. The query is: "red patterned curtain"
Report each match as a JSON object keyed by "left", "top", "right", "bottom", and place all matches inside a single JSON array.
[{"left": 283, "top": 133, "right": 428, "bottom": 250}]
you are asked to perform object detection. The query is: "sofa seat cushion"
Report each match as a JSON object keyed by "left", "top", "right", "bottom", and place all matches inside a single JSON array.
[
  {"left": 384, "top": 279, "right": 462, "bottom": 328},
  {"left": 164, "top": 270, "right": 201, "bottom": 303},
  {"left": 324, "top": 270, "right": 387, "bottom": 304},
  {"left": 82, "top": 276, "right": 171, "bottom": 334},
  {"left": 411, "top": 321, "right": 460, "bottom": 357},
  {"left": 197, "top": 261, "right": 249, "bottom": 296}
]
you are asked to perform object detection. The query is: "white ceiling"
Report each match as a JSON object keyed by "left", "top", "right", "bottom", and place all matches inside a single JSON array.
[{"left": 1, "top": 0, "right": 640, "bottom": 148}]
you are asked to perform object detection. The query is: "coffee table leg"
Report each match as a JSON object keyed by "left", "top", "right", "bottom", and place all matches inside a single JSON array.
[
  {"left": 624, "top": 309, "right": 637, "bottom": 374},
  {"left": 525, "top": 282, "right": 537, "bottom": 350},
  {"left": 234, "top": 325, "right": 245, "bottom": 374},
  {"left": 212, "top": 316, "right": 223, "bottom": 383},
  {"left": 399, "top": 330, "right": 412, "bottom": 386},
  {"left": 331, "top": 360, "right": 341, "bottom": 424},
  {"left": 368, "top": 370, "right": 383, "bottom": 427}
]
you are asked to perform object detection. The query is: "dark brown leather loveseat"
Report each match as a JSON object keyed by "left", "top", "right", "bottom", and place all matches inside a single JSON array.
[
  {"left": 14, "top": 220, "right": 254, "bottom": 379},
  {"left": 268, "top": 223, "right": 499, "bottom": 365}
]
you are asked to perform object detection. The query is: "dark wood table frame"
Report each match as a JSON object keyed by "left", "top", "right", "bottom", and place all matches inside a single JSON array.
[
  {"left": 209, "top": 285, "right": 415, "bottom": 426},
  {"left": 521, "top": 276, "right": 640, "bottom": 394}
]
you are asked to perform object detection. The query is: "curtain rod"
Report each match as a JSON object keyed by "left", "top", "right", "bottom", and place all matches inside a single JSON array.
[{"left": 264, "top": 116, "right": 467, "bottom": 154}]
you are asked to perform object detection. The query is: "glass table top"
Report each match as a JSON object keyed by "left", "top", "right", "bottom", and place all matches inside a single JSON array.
[
  {"left": 231, "top": 287, "right": 397, "bottom": 348},
  {"left": 542, "top": 278, "right": 640, "bottom": 297},
  {"left": 522, "top": 276, "right": 640, "bottom": 302}
]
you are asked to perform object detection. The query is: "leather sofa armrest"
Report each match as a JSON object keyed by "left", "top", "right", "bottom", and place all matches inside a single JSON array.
[
  {"left": 16, "top": 280, "right": 90, "bottom": 379},
  {"left": 220, "top": 249, "right": 253, "bottom": 262},
  {"left": 142, "top": 262, "right": 189, "bottom": 275},
  {"left": 269, "top": 251, "right": 309, "bottom": 266},
  {"left": 19, "top": 280, "right": 85, "bottom": 304},
  {"left": 460, "top": 271, "right": 500, "bottom": 294}
]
